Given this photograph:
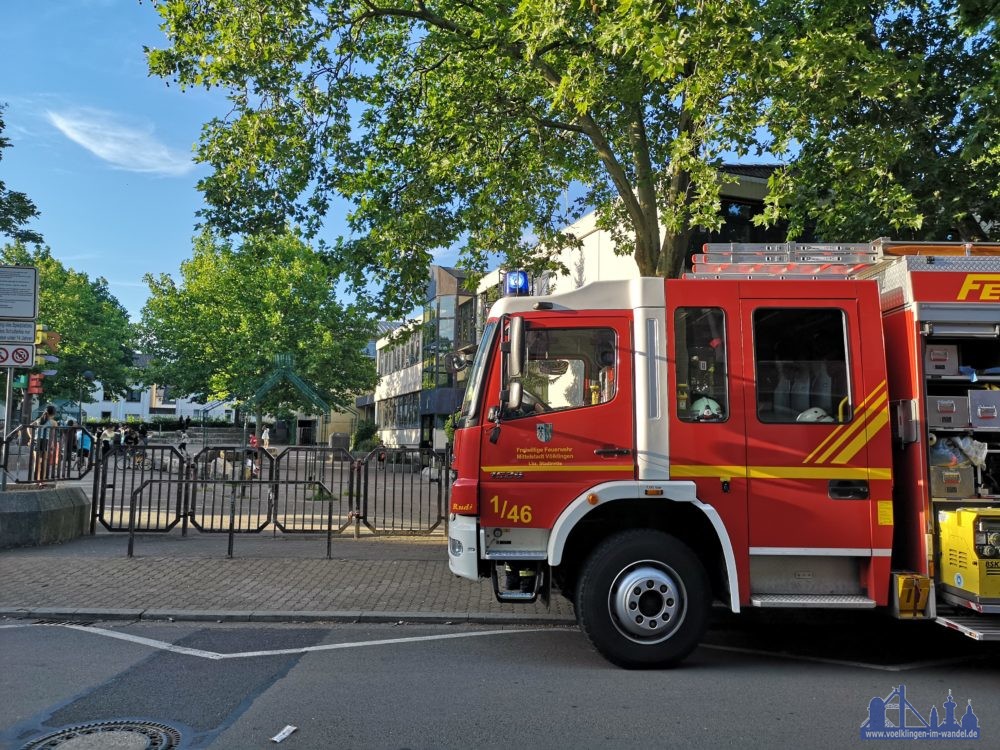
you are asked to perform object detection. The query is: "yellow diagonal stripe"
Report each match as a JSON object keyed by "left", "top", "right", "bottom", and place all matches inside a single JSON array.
[
  {"left": 831, "top": 405, "right": 890, "bottom": 464},
  {"left": 814, "top": 390, "right": 889, "bottom": 464},
  {"left": 803, "top": 381, "right": 886, "bottom": 463},
  {"left": 805, "top": 381, "right": 888, "bottom": 465}
]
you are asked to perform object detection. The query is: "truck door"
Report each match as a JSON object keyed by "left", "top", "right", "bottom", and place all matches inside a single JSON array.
[
  {"left": 741, "top": 299, "right": 876, "bottom": 551},
  {"left": 478, "top": 315, "right": 635, "bottom": 530}
]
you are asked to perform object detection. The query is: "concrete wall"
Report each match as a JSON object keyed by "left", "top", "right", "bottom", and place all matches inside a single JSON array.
[{"left": 0, "top": 487, "right": 90, "bottom": 549}]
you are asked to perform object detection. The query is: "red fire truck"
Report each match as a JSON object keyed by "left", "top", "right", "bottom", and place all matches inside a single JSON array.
[{"left": 448, "top": 239, "right": 1000, "bottom": 667}]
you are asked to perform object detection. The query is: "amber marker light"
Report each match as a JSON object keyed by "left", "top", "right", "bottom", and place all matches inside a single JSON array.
[
  {"left": 644, "top": 488, "right": 665, "bottom": 496},
  {"left": 587, "top": 493, "right": 600, "bottom": 505}
]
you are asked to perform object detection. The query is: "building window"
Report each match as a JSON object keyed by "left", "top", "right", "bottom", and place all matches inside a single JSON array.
[
  {"left": 377, "top": 392, "right": 420, "bottom": 429},
  {"left": 125, "top": 387, "right": 143, "bottom": 403},
  {"left": 674, "top": 308, "right": 728, "bottom": 421},
  {"left": 752, "top": 308, "right": 851, "bottom": 423}
]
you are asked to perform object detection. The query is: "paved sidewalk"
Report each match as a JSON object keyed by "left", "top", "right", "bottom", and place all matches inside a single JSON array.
[{"left": 0, "top": 529, "right": 575, "bottom": 626}]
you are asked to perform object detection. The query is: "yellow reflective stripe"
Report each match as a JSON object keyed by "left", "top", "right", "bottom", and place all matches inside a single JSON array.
[
  {"left": 671, "top": 464, "right": 892, "bottom": 481},
  {"left": 816, "top": 390, "right": 889, "bottom": 464},
  {"left": 830, "top": 405, "right": 890, "bottom": 465},
  {"left": 481, "top": 465, "right": 634, "bottom": 473},
  {"left": 804, "top": 381, "right": 887, "bottom": 464},
  {"left": 669, "top": 465, "right": 747, "bottom": 478}
]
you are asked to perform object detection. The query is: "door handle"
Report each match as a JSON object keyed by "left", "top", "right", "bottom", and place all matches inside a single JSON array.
[
  {"left": 594, "top": 446, "right": 631, "bottom": 457},
  {"left": 828, "top": 479, "right": 869, "bottom": 500}
]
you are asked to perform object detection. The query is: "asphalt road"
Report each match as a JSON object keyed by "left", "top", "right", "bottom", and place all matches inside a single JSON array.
[{"left": 3, "top": 614, "right": 998, "bottom": 750}]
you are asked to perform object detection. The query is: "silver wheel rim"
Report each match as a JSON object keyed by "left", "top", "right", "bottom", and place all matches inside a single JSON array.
[{"left": 608, "top": 560, "right": 686, "bottom": 643}]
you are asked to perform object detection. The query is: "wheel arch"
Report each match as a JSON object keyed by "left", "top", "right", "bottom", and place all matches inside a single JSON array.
[{"left": 548, "top": 482, "right": 740, "bottom": 613}]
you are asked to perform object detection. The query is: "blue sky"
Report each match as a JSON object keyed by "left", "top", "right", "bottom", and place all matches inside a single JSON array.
[
  {"left": 1, "top": 1, "right": 417, "bottom": 321},
  {"left": 1, "top": 1, "right": 219, "bottom": 319}
]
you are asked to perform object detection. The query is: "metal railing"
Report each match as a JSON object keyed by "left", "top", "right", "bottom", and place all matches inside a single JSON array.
[
  {"left": 98, "top": 444, "right": 449, "bottom": 537},
  {"left": 1, "top": 424, "right": 97, "bottom": 488},
  {"left": 1, "top": 428, "right": 452, "bottom": 539}
]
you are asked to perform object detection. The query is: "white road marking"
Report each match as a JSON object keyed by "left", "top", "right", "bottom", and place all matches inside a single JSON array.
[
  {"left": 58, "top": 624, "right": 549, "bottom": 660},
  {"left": 700, "top": 643, "right": 975, "bottom": 672}
]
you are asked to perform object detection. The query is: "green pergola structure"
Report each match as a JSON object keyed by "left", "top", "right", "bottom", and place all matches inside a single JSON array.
[{"left": 248, "top": 354, "right": 330, "bottom": 446}]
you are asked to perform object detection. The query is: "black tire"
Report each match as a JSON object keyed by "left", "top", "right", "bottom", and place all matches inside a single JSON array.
[{"left": 576, "top": 529, "right": 710, "bottom": 669}]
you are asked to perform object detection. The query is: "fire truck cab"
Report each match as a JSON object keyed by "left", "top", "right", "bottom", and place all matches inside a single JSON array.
[{"left": 448, "top": 240, "right": 1000, "bottom": 668}]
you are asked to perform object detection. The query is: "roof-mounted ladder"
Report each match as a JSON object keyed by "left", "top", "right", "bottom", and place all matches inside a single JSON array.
[{"left": 687, "top": 239, "right": 1000, "bottom": 280}]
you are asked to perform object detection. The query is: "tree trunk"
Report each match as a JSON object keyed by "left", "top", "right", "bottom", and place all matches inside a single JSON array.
[{"left": 658, "top": 229, "right": 693, "bottom": 279}]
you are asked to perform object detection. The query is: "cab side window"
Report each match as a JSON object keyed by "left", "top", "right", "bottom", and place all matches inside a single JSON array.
[
  {"left": 506, "top": 327, "right": 617, "bottom": 418},
  {"left": 753, "top": 308, "right": 851, "bottom": 423},
  {"left": 675, "top": 308, "right": 729, "bottom": 422}
]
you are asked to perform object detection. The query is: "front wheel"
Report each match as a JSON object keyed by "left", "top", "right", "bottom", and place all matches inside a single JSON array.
[{"left": 576, "top": 530, "right": 710, "bottom": 669}]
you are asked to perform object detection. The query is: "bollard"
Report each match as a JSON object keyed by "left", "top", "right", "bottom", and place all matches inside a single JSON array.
[
  {"left": 127, "top": 487, "right": 137, "bottom": 558},
  {"left": 227, "top": 484, "right": 237, "bottom": 558},
  {"left": 326, "top": 483, "right": 334, "bottom": 559}
]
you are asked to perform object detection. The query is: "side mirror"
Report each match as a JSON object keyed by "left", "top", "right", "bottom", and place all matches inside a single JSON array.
[
  {"left": 509, "top": 316, "right": 524, "bottom": 379},
  {"left": 444, "top": 352, "right": 468, "bottom": 373},
  {"left": 505, "top": 381, "right": 523, "bottom": 412}
]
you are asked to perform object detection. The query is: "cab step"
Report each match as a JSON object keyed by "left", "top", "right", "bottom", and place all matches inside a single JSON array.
[
  {"left": 750, "top": 594, "right": 877, "bottom": 609},
  {"left": 490, "top": 563, "right": 542, "bottom": 604}
]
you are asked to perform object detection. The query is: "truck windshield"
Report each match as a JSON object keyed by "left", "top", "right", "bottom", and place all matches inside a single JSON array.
[{"left": 459, "top": 320, "right": 497, "bottom": 425}]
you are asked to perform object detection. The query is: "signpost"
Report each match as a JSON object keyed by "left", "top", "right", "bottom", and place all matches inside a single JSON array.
[
  {"left": 0, "top": 320, "right": 36, "bottom": 343},
  {"left": 0, "top": 343, "right": 35, "bottom": 367},
  {"left": 0, "top": 266, "right": 39, "bottom": 319},
  {"left": 1, "top": 266, "right": 41, "bottom": 489}
]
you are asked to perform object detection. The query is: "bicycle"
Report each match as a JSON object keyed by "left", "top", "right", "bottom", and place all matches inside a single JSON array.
[{"left": 115, "top": 446, "right": 152, "bottom": 471}]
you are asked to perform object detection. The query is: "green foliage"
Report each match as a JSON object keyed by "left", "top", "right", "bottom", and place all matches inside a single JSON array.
[
  {"left": 0, "top": 104, "right": 42, "bottom": 245},
  {"left": 1, "top": 242, "right": 136, "bottom": 401},
  {"left": 139, "top": 230, "right": 378, "bottom": 414},
  {"left": 351, "top": 419, "right": 377, "bottom": 450},
  {"left": 147, "top": 0, "right": 997, "bottom": 312},
  {"left": 443, "top": 412, "right": 458, "bottom": 444},
  {"left": 757, "top": 3, "right": 999, "bottom": 241}
]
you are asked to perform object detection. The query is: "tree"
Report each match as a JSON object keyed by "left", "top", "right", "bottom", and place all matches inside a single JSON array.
[
  {"left": 758, "top": 3, "right": 999, "bottom": 242},
  {"left": 0, "top": 104, "right": 43, "bottom": 244},
  {"left": 146, "top": 1, "right": 997, "bottom": 317},
  {"left": 139, "top": 230, "right": 377, "bottom": 415},
  {"left": 1, "top": 242, "right": 136, "bottom": 402}
]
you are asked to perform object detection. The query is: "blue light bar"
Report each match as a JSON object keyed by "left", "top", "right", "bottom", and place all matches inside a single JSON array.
[{"left": 504, "top": 270, "right": 530, "bottom": 296}]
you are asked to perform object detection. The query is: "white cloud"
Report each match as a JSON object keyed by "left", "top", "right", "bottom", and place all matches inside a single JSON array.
[{"left": 46, "top": 108, "right": 193, "bottom": 176}]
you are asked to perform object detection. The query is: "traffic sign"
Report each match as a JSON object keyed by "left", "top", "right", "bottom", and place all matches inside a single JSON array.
[
  {"left": 0, "top": 266, "right": 39, "bottom": 319},
  {"left": 0, "top": 343, "right": 35, "bottom": 368},
  {"left": 0, "top": 320, "right": 36, "bottom": 343}
]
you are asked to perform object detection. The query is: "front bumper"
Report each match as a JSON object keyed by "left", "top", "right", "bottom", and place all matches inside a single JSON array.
[{"left": 448, "top": 514, "right": 479, "bottom": 581}]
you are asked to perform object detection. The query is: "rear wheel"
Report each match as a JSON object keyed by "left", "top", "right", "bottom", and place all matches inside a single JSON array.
[{"left": 576, "top": 529, "right": 710, "bottom": 668}]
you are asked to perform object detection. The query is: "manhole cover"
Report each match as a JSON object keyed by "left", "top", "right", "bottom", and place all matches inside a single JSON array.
[{"left": 20, "top": 721, "right": 181, "bottom": 749}]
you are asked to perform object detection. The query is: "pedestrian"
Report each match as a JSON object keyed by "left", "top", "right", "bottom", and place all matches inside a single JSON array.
[
  {"left": 123, "top": 425, "right": 139, "bottom": 451},
  {"left": 261, "top": 426, "right": 270, "bottom": 450},
  {"left": 177, "top": 428, "right": 189, "bottom": 457},
  {"left": 184, "top": 415, "right": 191, "bottom": 430},
  {"left": 138, "top": 422, "right": 149, "bottom": 448},
  {"left": 100, "top": 424, "right": 116, "bottom": 458},
  {"left": 30, "top": 405, "right": 58, "bottom": 483},
  {"left": 77, "top": 426, "right": 92, "bottom": 468},
  {"left": 62, "top": 419, "right": 77, "bottom": 477}
]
